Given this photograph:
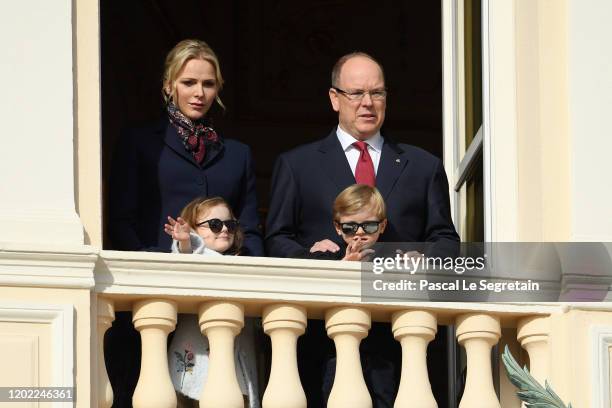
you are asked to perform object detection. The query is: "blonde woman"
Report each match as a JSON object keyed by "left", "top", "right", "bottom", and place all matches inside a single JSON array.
[{"left": 109, "top": 39, "right": 262, "bottom": 256}]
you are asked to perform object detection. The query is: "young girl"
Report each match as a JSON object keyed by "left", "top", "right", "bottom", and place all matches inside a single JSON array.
[{"left": 165, "top": 196, "right": 259, "bottom": 408}]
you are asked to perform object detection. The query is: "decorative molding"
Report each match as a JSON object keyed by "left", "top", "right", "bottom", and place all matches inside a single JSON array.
[
  {"left": 563, "top": 304, "right": 612, "bottom": 313},
  {"left": 0, "top": 302, "right": 74, "bottom": 408},
  {"left": 3, "top": 243, "right": 605, "bottom": 315},
  {"left": 591, "top": 325, "right": 612, "bottom": 408},
  {"left": 96, "top": 250, "right": 563, "bottom": 317},
  {"left": 0, "top": 243, "right": 97, "bottom": 289},
  {"left": 0, "top": 244, "right": 603, "bottom": 315}
]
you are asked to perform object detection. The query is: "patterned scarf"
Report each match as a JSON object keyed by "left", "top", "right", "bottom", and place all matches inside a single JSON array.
[{"left": 167, "top": 101, "right": 219, "bottom": 164}]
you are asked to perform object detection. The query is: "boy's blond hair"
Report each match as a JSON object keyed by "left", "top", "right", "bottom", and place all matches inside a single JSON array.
[{"left": 333, "top": 184, "right": 386, "bottom": 221}]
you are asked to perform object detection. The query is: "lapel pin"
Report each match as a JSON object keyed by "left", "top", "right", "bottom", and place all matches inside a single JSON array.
[{"left": 395, "top": 159, "right": 401, "bottom": 163}]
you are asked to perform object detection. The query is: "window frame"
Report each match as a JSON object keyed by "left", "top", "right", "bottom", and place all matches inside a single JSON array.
[{"left": 442, "top": 0, "right": 520, "bottom": 243}]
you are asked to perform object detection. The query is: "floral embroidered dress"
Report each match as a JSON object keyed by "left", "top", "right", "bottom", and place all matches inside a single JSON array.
[{"left": 168, "top": 233, "right": 260, "bottom": 407}]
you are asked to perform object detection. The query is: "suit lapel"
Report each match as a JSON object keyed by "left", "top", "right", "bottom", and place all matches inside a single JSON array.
[
  {"left": 163, "top": 122, "right": 200, "bottom": 167},
  {"left": 318, "top": 130, "right": 356, "bottom": 190},
  {"left": 376, "top": 137, "right": 408, "bottom": 200}
]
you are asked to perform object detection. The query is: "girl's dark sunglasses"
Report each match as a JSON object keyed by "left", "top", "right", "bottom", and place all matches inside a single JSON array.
[
  {"left": 337, "top": 221, "right": 381, "bottom": 235},
  {"left": 195, "top": 218, "right": 239, "bottom": 234}
]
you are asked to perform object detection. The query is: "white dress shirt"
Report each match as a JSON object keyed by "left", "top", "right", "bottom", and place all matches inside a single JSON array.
[{"left": 336, "top": 125, "right": 383, "bottom": 175}]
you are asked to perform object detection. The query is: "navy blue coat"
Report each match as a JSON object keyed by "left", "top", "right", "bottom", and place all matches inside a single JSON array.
[
  {"left": 108, "top": 119, "right": 263, "bottom": 255},
  {"left": 265, "top": 130, "right": 459, "bottom": 257}
]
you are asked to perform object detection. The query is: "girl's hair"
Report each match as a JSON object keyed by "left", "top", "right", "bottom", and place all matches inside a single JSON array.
[
  {"left": 333, "top": 184, "right": 387, "bottom": 222},
  {"left": 162, "top": 39, "right": 225, "bottom": 109},
  {"left": 179, "top": 196, "right": 243, "bottom": 255}
]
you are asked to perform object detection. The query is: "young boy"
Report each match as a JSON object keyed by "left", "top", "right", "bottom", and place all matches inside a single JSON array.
[
  {"left": 306, "top": 184, "right": 387, "bottom": 261},
  {"left": 299, "top": 184, "right": 398, "bottom": 405}
]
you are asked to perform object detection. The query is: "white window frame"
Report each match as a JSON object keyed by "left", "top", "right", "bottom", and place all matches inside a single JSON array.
[{"left": 442, "top": 0, "right": 520, "bottom": 242}]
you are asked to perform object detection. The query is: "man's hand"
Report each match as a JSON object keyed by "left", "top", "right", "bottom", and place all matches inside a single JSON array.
[
  {"left": 164, "top": 216, "right": 192, "bottom": 253},
  {"left": 309, "top": 239, "right": 340, "bottom": 253}
]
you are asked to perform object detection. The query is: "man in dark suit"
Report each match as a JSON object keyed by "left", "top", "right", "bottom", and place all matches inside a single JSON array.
[
  {"left": 265, "top": 52, "right": 459, "bottom": 407},
  {"left": 266, "top": 52, "right": 458, "bottom": 258}
]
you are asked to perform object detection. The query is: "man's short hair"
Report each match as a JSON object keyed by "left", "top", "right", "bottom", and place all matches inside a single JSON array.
[
  {"left": 333, "top": 184, "right": 387, "bottom": 221},
  {"left": 331, "top": 52, "right": 386, "bottom": 87}
]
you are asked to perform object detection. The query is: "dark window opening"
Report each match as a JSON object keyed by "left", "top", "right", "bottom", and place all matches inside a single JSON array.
[{"left": 101, "top": 0, "right": 443, "bottom": 248}]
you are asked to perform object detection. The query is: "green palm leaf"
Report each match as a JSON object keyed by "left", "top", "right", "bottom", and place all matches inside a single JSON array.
[{"left": 502, "top": 345, "right": 572, "bottom": 408}]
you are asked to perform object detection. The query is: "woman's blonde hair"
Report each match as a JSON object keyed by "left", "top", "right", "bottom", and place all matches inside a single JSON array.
[
  {"left": 333, "top": 184, "right": 386, "bottom": 222},
  {"left": 162, "top": 39, "right": 225, "bottom": 110},
  {"left": 180, "top": 196, "right": 243, "bottom": 255}
]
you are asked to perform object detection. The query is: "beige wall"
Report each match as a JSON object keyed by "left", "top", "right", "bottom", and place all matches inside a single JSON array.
[
  {"left": 0, "top": 0, "right": 104, "bottom": 248},
  {"left": 515, "top": 0, "right": 572, "bottom": 241},
  {"left": 74, "top": 0, "right": 103, "bottom": 247},
  {"left": 514, "top": 0, "right": 612, "bottom": 242},
  {"left": 549, "top": 308, "right": 612, "bottom": 407},
  {"left": 0, "top": 0, "right": 84, "bottom": 246},
  {"left": 567, "top": 0, "right": 612, "bottom": 241},
  {"left": 0, "top": 287, "right": 92, "bottom": 408}
]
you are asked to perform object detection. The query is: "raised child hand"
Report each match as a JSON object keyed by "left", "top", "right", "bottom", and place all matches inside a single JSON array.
[{"left": 164, "top": 216, "right": 191, "bottom": 242}]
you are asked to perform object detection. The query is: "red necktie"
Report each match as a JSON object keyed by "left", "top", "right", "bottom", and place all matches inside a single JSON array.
[{"left": 353, "top": 141, "right": 376, "bottom": 187}]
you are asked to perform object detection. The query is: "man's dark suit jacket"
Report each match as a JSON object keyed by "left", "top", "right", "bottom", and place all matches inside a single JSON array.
[
  {"left": 108, "top": 118, "right": 263, "bottom": 256},
  {"left": 265, "top": 130, "right": 459, "bottom": 257},
  {"left": 265, "top": 130, "right": 459, "bottom": 407}
]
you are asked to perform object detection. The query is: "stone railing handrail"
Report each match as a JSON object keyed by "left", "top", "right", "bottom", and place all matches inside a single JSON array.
[{"left": 95, "top": 249, "right": 563, "bottom": 321}]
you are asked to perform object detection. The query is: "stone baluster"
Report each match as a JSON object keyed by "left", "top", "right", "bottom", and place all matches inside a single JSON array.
[
  {"left": 262, "top": 304, "right": 307, "bottom": 408},
  {"left": 325, "top": 307, "right": 372, "bottom": 408},
  {"left": 132, "top": 299, "right": 178, "bottom": 408},
  {"left": 97, "top": 297, "right": 115, "bottom": 408},
  {"left": 198, "top": 301, "right": 245, "bottom": 408},
  {"left": 456, "top": 313, "right": 501, "bottom": 408},
  {"left": 517, "top": 316, "right": 550, "bottom": 385},
  {"left": 392, "top": 310, "right": 438, "bottom": 408}
]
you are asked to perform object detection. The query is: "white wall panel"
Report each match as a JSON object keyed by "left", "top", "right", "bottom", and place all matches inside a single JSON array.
[
  {"left": 0, "top": 302, "right": 74, "bottom": 407},
  {"left": 568, "top": 0, "right": 612, "bottom": 241},
  {"left": 0, "top": 0, "right": 83, "bottom": 244}
]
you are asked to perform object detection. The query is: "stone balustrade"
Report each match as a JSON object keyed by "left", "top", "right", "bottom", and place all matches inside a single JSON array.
[
  {"left": 96, "top": 296, "right": 552, "bottom": 408},
  {"left": 93, "top": 251, "right": 554, "bottom": 407}
]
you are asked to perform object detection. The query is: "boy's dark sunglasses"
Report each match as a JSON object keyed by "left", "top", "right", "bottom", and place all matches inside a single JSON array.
[
  {"left": 195, "top": 218, "right": 239, "bottom": 233},
  {"left": 337, "top": 221, "right": 381, "bottom": 235}
]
